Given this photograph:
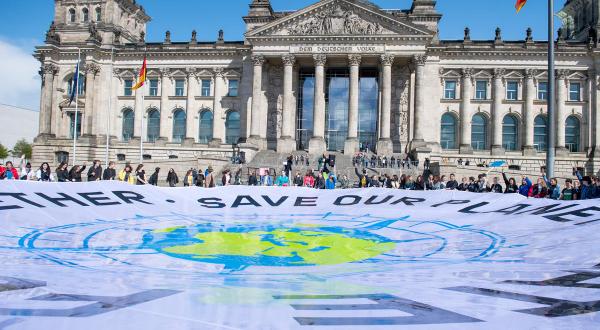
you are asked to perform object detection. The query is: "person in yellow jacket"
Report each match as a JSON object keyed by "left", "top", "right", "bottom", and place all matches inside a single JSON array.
[{"left": 118, "top": 164, "right": 136, "bottom": 184}]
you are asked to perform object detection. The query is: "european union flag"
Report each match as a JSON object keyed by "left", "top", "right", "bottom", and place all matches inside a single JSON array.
[{"left": 68, "top": 62, "right": 79, "bottom": 106}]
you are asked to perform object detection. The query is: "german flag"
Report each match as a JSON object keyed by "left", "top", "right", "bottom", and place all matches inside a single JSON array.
[
  {"left": 132, "top": 56, "right": 147, "bottom": 91},
  {"left": 515, "top": 0, "right": 527, "bottom": 13}
]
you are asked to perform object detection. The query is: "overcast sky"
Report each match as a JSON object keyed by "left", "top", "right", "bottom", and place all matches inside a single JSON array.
[{"left": 0, "top": 0, "right": 563, "bottom": 111}]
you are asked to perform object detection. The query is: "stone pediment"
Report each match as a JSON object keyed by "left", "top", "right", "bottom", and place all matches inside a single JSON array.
[{"left": 246, "top": 0, "right": 433, "bottom": 40}]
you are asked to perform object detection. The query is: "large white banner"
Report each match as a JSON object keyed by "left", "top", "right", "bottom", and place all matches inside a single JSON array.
[{"left": 0, "top": 181, "right": 599, "bottom": 329}]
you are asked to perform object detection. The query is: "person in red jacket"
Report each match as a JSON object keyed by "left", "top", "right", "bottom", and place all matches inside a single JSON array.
[{"left": 0, "top": 161, "right": 19, "bottom": 180}]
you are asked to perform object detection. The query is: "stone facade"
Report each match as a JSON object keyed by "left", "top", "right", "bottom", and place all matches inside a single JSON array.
[{"left": 33, "top": 0, "right": 600, "bottom": 177}]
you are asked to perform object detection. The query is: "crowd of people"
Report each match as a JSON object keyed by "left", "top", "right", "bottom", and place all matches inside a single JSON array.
[
  {"left": 352, "top": 153, "right": 419, "bottom": 169},
  {"left": 1, "top": 155, "right": 599, "bottom": 201}
]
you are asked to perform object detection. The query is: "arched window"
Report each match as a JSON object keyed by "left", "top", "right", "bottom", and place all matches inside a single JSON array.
[
  {"left": 534, "top": 115, "right": 547, "bottom": 152},
  {"left": 172, "top": 109, "right": 187, "bottom": 143},
  {"left": 122, "top": 108, "right": 134, "bottom": 142},
  {"left": 502, "top": 115, "right": 519, "bottom": 151},
  {"left": 147, "top": 108, "right": 160, "bottom": 143},
  {"left": 68, "top": 8, "right": 76, "bottom": 23},
  {"left": 225, "top": 111, "right": 241, "bottom": 145},
  {"left": 565, "top": 116, "right": 580, "bottom": 152},
  {"left": 198, "top": 110, "right": 213, "bottom": 144},
  {"left": 440, "top": 113, "right": 457, "bottom": 150},
  {"left": 95, "top": 7, "right": 102, "bottom": 22},
  {"left": 82, "top": 8, "right": 89, "bottom": 22},
  {"left": 67, "top": 74, "right": 86, "bottom": 97},
  {"left": 471, "top": 114, "right": 488, "bottom": 150}
]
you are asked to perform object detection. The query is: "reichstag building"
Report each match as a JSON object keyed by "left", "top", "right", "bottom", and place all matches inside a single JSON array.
[{"left": 34, "top": 0, "right": 600, "bottom": 176}]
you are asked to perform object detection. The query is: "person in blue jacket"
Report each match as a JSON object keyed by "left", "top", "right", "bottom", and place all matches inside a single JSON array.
[
  {"left": 543, "top": 174, "right": 561, "bottom": 200},
  {"left": 325, "top": 175, "right": 336, "bottom": 190},
  {"left": 518, "top": 176, "right": 532, "bottom": 197},
  {"left": 575, "top": 170, "right": 593, "bottom": 200}
]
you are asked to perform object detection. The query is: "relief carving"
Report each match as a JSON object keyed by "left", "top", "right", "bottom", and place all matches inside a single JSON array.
[{"left": 288, "top": 5, "right": 384, "bottom": 36}]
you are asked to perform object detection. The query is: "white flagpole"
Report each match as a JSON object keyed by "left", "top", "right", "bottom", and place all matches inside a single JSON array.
[
  {"left": 72, "top": 48, "right": 81, "bottom": 167},
  {"left": 105, "top": 47, "right": 114, "bottom": 167},
  {"left": 140, "top": 75, "right": 145, "bottom": 164}
]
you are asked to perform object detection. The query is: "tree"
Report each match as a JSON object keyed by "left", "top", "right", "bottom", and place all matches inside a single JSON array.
[
  {"left": 0, "top": 143, "right": 8, "bottom": 160},
  {"left": 11, "top": 139, "right": 32, "bottom": 160}
]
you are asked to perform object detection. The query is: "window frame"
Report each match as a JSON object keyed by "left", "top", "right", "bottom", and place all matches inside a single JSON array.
[
  {"left": 474, "top": 80, "right": 488, "bottom": 100},
  {"left": 228, "top": 79, "right": 239, "bottom": 97},
  {"left": 565, "top": 115, "right": 581, "bottom": 152},
  {"left": 569, "top": 82, "right": 581, "bottom": 102},
  {"left": 123, "top": 79, "right": 133, "bottom": 96},
  {"left": 440, "top": 113, "right": 458, "bottom": 150},
  {"left": 95, "top": 7, "right": 102, "bottom": 22},
  {"left": 68, "top": 8, "right": 76, "bottom": 23},
  {"left": 146, "top": 109, "right": 161, "bottom": 143},
  {"left": 533, "top": 115, "right": 548, "bottom": 152},
  {"left": 506, "top": 81, "right": 519, "bottom": 100},
  {"left": 471, "top": 113, "right": 488, "bottom": 150},
  {"left": 148, "top": 79, "right": 159, "bottom": 96},
  {"left": 174, "top": 79, "right": 186, "bottom": 97},
  {"left": 82, "top": 8, "right": 89, "bottom": 23},
  {"left": 201, "top": 79, "right": 211, "bottom": 97},
  {"left": 121, "top": 108, "right": 135, "bottom": 142},
  {"left": 443, "top": 80, "right": 457, "bottom": 100},
  {"left": 537, "top": 81, "right": 548, "bottom": 100},
  {"left": 502, "top": 115, "right": 519, "bottom": 151},
  {"left": 198, "top": 110, "right": 214, "bottom": 144}
]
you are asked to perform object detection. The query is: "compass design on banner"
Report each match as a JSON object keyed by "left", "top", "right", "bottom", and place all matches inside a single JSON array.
[{"left": 14, "top": 212, "right": 507, "bottom": 275}]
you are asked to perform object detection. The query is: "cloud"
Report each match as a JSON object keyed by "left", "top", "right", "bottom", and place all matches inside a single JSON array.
[{"left": 0, "top": 39, "right": 40, "bottom": 110}]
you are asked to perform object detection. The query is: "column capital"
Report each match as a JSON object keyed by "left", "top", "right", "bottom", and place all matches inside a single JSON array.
[
  {"left": 185, "top": 67, "right": 197, "bottom": 78},
  {"left": 524, "top": 68, "right": 537, "bottom": 79},
  {"left": 213, "top": 67, "right": 225, "bottom": 77},
  {"left": 493, "top": 68, "right": 506, "bottom": 79},
  {"left": 412, "top": 54, "right": 427, "bottom": 66},
  {"left": 251, "top": 54, "right": 266, "bottom": 66},
  {"left": 313, "top": 54, "right": 327, "bottom": 66},
  {"left": 159, "top": 67, "right": 171, "bottom": 78},
  {"left": 461, "top": 68, "right": 474, "bottom": 79},
  {"left": 556, "top": 69, "right": 570, "bottom": 81},
  {"left": 380, "top": 54, "right": 395, "bottom": 66},
  {"left": 41, "top": 63, "right": 59, "bottom": 76},
  {"left": 281, "top": 54, "right": 296, "bottom": 66},
  {"left": 348, "top": 54, "right": 362, "bottom": 66},
  {"left": 83, "top": 63, "right": 101, "bottom": 76}
]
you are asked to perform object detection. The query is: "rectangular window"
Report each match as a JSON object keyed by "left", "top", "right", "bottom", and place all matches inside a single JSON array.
[
  {"left": 538, "top": 82, "right": 548, "bottom": 100},
  {"left": 201, "top": 79, "right": 211, "bottom": 97},
  {"left": 475, "top": 81, "right": 487, "bottom": 100},
  {"left": 124, "top": 79, "right": 133, "bottom": 96},
  {"left": 149, "top": 79, "right": 158, "bottom": 96},
  {"left": 175, "top": 79, "right": 185, "bottom": 96},
  {"left": 569, "top": 82, "right": 581, "bottom": 101},
  {"left": 506, "top": 81, "right": 519, "bottom": 100},
  {"left": 444, "top": 81, "right": 456, "bottom": 99},
  {"left": 228, "top": 79, "right": 239, "bottom": 97}
]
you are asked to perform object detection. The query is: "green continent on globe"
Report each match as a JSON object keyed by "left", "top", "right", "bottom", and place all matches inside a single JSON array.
[{"left": 161, "top": 229, "right": 395, "bottom": 266}]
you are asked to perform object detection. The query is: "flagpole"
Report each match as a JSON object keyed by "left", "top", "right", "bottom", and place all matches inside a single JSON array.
[
  {"left": 546, "top": 0, "right": 556, "bottom": 177},
  {"left": 105, "top": 47, "right": 114, "bottom": 167},
  {"left": 140, "top": 85, "right": 145, "bottom": 164},
  {"left": 72, "top": 48, "right": 81, "bottom": 167}
]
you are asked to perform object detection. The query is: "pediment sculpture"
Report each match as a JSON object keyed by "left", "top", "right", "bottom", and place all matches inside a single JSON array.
[{"left": 287, "top": 5, "right": 385, "bottom": 36}]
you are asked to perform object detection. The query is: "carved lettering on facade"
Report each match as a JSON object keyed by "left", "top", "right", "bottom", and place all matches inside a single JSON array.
[{"left": 290, "top": 45, "right": 384, "bottom": 54}]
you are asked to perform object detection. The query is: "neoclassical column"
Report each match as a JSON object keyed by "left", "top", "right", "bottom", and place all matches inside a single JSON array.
[
  {"left": 459, "top": 68, "right": 474, "bottom": 153},
  {"left": 248, "top": 54, "right": 266, "bottom": 149},
  {"left": 523, "top": 69, "right": 536, "bottom": 155},
  {"left": 411, "top": 55, "right": 427, "bottom": 147},
  {"left": 38, "top": 63, "right": 58, "bottom": 137},
  {"left": 376, "top": 54, "right": 394, "bottom": 155},
  {"left": 309, "top": 54, "right": 327, "bottom": 155},
  {"left": 278, "top": 54, "right": 297, "bottom": 153},
  {"left": 592, "top": 70, "right": 600, "bottom": 157},
  {"left": 491, "top": 68, "right": 506, "bottom": 155},
  {"left": 184, "top": 68, "right": 196, "bottom": 145},
  {"left": 344, "top": 54, "right": 361, "bottom": 155},
  {"left": 83, "top": 63, "right": 100, "bottom": 137},
  {"left": 556, "top": 69, "right": 569, "bottom": 154},
  {"left": 210, "top": 67, "right": 225, "bottom": 147},
  {"left": 159, "top": 68, "right": 170, "bottom": 141}
]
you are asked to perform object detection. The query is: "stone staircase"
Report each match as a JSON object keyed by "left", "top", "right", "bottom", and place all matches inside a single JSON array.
[{"left": 242, "top": 150, "right": 422, "bottom": 183}]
